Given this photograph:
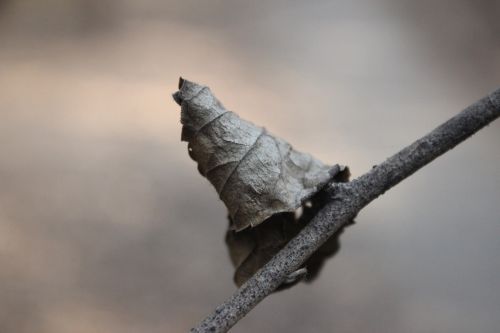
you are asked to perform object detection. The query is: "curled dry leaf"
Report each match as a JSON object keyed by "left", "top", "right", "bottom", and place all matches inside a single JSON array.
[
  {"left": 173, "top": 77, "right": 344, "bottom": 231},
  {"left": 173, "top": 78, "right": 352, "bottom": 290},
  {"left": 226, "top": 170, "right": 353, "bottom": 290}
]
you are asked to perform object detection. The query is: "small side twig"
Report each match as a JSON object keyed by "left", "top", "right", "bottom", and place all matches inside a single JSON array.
[{"left": 191, "top": 89, "right": 500, "bottom": 333}]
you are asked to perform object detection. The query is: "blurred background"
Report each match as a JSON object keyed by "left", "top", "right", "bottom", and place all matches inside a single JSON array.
[{"left": 0, "top": 1, "right": 499, "bottom": 332}]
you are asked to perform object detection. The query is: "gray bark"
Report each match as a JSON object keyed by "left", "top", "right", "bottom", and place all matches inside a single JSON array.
[{"left": 190, "top": 88, "right": 500, "bottom": 333}]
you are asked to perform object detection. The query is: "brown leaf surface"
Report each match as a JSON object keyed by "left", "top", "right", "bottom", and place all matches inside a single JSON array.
[{"left": 173, "top": 78, "right": 343, "bottom": 231}]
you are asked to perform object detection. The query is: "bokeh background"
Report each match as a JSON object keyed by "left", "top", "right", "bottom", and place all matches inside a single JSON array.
[{"left": 1, "top": 1, "right": 499, "bottom": 332}]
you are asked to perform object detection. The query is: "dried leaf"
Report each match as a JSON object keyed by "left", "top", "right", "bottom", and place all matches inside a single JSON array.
[
  {"left": 225, "top": 170, "right": 353, "bottom": 291},
  {"left": 173, "top": 78, "right": 344, "bottom": 231}
]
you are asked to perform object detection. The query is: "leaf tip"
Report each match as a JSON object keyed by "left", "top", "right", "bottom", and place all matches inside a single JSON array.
[{"left": 173, "top": 77, "right": 187, "bottom": 105}]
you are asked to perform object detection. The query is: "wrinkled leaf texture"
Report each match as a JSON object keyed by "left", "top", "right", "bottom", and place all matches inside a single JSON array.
[
  {"left": 173, "top": 77, "right": 343, "bottom": 231},
  {"left": 173, "top": 78, "right": 352, "bottom": 290}
]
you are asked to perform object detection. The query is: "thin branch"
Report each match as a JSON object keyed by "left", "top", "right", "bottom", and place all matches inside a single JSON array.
[{"left": 191, "top": 88, "right": 500, "bottom": 333}]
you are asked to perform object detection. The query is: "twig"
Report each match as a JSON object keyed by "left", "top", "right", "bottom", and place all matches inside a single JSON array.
[{"left": 191, "top": 88, "right": 500, "bottom": 333}]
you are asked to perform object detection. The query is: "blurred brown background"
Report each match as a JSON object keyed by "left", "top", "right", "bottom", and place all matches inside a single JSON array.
[{"left": 0, "top": 1, "right": 499, "bottom": 332}]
